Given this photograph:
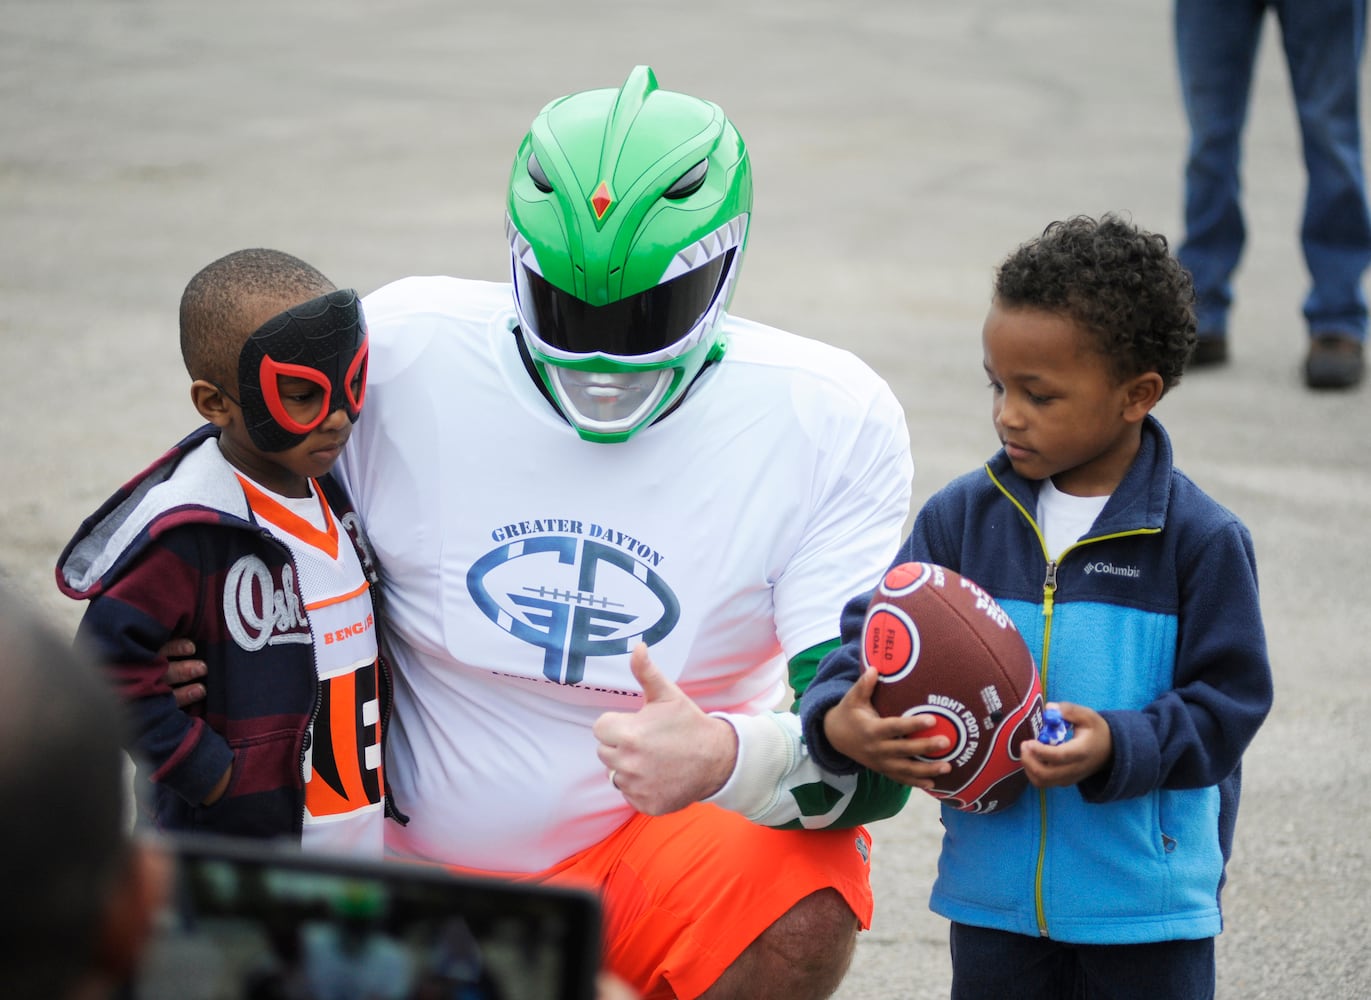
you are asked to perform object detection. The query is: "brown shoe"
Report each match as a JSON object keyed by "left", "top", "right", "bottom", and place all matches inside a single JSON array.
[{"left": 1304, "top": 333, "right": 1365, "bottom": 389}]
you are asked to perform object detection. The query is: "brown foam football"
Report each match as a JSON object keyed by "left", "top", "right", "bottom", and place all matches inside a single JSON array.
[{"left": 863, "top": 562, "right": 1043, "bottom": 814}]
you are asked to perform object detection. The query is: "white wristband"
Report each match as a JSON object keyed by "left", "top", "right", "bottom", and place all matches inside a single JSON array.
[{"left": 703, "top": 711, "right": 803, "bottom": 822}]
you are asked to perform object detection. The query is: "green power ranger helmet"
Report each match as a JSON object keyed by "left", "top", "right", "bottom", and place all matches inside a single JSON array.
[{"left": 506, "top": 65, "right": 753, "bottom": 443}]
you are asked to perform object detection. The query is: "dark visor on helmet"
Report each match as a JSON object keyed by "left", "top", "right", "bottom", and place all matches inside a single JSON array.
[{"left": 516, "top": 251, "right": 731, "bottom": 356}]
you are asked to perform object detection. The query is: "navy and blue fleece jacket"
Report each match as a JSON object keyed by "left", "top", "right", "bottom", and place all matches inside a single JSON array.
[
  {"left": 801, "top": 416, "right": 1273, "bottom": 944},
  {"left": 56, "top": 424, "right": 402, "bottom": 840}
]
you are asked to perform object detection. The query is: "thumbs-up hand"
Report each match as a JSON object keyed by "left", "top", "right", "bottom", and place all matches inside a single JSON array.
[{"left": 592, "top": 643, "right": 737, "bottom": 816}]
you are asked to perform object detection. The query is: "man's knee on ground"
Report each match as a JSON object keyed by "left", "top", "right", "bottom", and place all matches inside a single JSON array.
[
  {"left": 704, "top": 889, "right": 858, "bottom": 999},
  {"left": 769, "top": 888, "right": 859, "bottom": 955}
]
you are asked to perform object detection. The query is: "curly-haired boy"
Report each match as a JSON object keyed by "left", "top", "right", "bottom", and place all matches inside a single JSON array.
[{"left": 801, "top": 214, "right": 1274, "bottom": 998}]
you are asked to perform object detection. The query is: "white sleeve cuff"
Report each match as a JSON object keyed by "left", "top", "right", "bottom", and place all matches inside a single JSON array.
[{"left": 703, "top": 711, "right": 803, "bottom": 822}]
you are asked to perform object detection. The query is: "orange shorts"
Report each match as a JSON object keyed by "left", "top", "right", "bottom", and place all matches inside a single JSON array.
[{"left": 455, "top": 804, "right": 874, "bottom": 999}]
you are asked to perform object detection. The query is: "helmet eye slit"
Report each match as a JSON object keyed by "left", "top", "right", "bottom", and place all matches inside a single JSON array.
[
  {"left": 664, "top": 160, "right": 708, "bottom": 200},
  {"left": 527, "top": 152, "right": 554, "bottom": 193}
]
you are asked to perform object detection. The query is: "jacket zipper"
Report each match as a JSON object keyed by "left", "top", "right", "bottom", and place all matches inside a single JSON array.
[
  {"left": 984, "top": 465, "right": 1164, "bottom": 937},
  {"left": 1031, "top": 528, "right": 1161, "bottom": 937},
  {"left": 1034, "top": 558, "right": 1057, "bottom": 936},
  {"left": 299, "top": 669, "right": 322, "bottom": 835},
  {"left": 245, "top": 528, "right": 320, "bottom": 839}
]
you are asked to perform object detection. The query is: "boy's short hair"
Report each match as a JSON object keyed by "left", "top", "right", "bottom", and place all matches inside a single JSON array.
[
  {"left": 179, "top": 248, "right": 336, "bottom": 384},
  {"left": 994, "top": 214, "right": 1197, "bottom": 392}
]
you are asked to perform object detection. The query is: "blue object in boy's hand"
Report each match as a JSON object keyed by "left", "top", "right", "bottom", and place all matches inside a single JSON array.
[{"left": 1039, "top": 706, "right": 1073, "bottom": 745}]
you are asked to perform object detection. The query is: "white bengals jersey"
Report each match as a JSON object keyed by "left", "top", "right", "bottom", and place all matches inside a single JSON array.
[
  {"left": 239, "top": 475, "right": 385, "bottom": 858},
  {"left": 337, "top": 276, "right": 912, "bottom": 872}
]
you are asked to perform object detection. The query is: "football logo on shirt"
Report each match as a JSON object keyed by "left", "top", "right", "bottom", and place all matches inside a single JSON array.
[{"left": 467, "top": 534, "right": 680, "bottom": 685}]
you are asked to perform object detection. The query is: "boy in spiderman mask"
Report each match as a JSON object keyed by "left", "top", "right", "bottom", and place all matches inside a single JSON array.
[{"left": 57, "top": 248, "right": 401, "bottom": 855}]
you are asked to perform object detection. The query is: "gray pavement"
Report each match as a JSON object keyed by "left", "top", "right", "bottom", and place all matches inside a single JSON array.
[{"left": 2, "top": 2, "right": 1368, "bottom": 996}]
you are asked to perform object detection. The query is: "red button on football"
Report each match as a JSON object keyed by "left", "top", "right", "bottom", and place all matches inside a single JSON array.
[
  {"left": 912, "top": 710, "right": 961, "bottom": 761},
  {"left": 863, "top": 607, "right": 917, "bottom": 681}
]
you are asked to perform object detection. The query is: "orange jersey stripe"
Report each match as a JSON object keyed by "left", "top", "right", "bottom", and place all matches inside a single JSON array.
[
  {"left": 236, "top": 475, "right": 339, "bottom": 559},
  {"left": 304, "top": 580, "right": 370, "bottom": 613}
]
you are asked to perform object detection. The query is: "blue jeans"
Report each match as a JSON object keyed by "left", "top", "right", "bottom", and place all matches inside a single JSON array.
[
  {"left": 949, "top": 923, "right": 1216, "bottom": 1000},
  {"left": 1176, "top": 0, "right": 1371, "bottom": 341}
]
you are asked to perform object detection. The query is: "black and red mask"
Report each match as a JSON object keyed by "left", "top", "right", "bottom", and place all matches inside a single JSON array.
[{"left": 234, "top": 289, "right": 369, "bottom": 452}]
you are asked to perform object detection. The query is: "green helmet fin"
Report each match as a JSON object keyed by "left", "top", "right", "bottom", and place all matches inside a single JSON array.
[{"left": 594, "top": 65, "right": 660, "bottom": 229}]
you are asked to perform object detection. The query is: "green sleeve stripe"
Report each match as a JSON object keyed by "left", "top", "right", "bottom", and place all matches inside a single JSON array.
[
  {"left": 786, "top": 638, "right": 840, "bottom": 709},
  {"left": 782, "top": 639, "right": 913, "bottom": 828}
]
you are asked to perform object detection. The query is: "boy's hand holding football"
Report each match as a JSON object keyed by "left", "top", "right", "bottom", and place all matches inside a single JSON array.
[{"left": 824, "top": 666, "right": 954, "bottom": 790}]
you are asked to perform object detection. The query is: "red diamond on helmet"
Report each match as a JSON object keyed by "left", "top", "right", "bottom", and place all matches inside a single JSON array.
[{"left": 591, "top": 181, "right": 613, "bottom": 219}]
